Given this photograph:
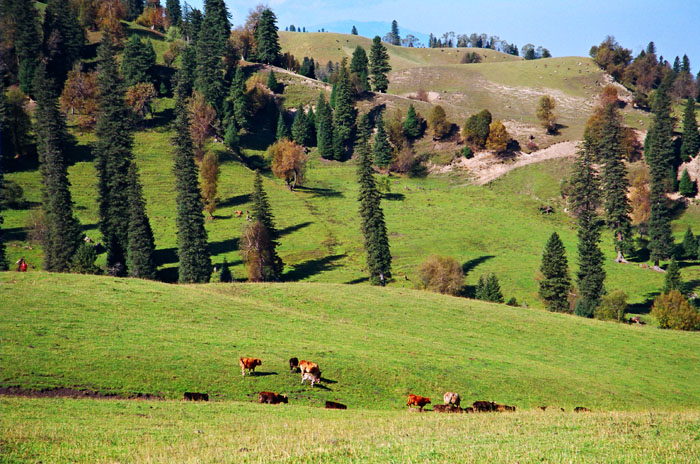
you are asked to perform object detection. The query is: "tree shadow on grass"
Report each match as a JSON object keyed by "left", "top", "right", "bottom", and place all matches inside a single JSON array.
[
  {"left": 383, "top": 193, "right": 405, "bottom": 201},
  {"left": 279, "top": 221, "right": 312, "bottom": 237},
  {"left": 627, "top": 295, "right": 658, "bottom": 315},
  {"left": 294, "top": 186, "right": 344, "bottom": 198},
  {"left": 2, "top": 226, "right": 28, "bottom": 242},
  {"left": 284, "top": 254, "right": 346, "bottom": 281},
  {"left": 462, "top": 255, "right": 495, "bottom": 276},
  {"left": 209, "top": 238, "right": 240, "bottom": 256},
  {"left": 218, "top": 194, "right": 251, "bottom": 209},
  {"left": 154, "top": 247, "right": 178, "bottom": 266},
  {"left": 345, "top": 276, "right": 369, "bottom": 285}
]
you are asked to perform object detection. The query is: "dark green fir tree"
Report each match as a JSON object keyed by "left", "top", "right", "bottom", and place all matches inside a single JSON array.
[
  {"left": 202, "top": 0, "right": 230, "bottom": 55},
  {"left": 121, "top": 35, "right": 156, "bottom": 86},
  {"left": 304, "top": 107, "right": 316, "bottom": 146},
  {"left": 255, "top": 8, "right": 281, "bottom": 65},
  {"left": 350, "top": 46, "right": 369, "bottom": 92},
  {"left": 276, "top": 111, "right": 290, "bottom": 140},
  {"left": 291, "top": 105, "right": 307, "bottom": 145},
  {"left": 195, "top": 11, "right": 227, "bottom": 113},
  {"left": 485, "top": 274, "right": 504, "bottom": 303},
  {"left": 250, "top": 171, "right": 283, "bottom": 278},
  {"left": 680, "top": 97, "right": 700, "bottom": 161},
  {"left": 679, "top": 169, "right": 697, "bottom": 198},
  {"left": 34, "top": 63, "right": 82, "bottom": 272},
  {"left": 374, "top": 112, "right": 392, "bottom": 168},
  {"left": 176, "top": 45, "right": 197, "bottom": 98},
  {"left": 663, "top": 259, "right": 684, "bottom": 293},
  {"left": 11, "top": 0, "right": 42, "bottom": 95},
  {"left": 351, "top": 25, "right": 358, "bottom": 35},
  {"left": 332, "top": 59, "right": 355, "bottom": 160},
  {"left": 357, "top": 130, "right": 392, "bottom": 285},
  {"left": 403, "top": 104, "right": 422, "bottom": 139},
  {"left": 570, "top": 138, "right": 606, "bottom": 316},
  {"left": 95, "top": 38, "right": 135, "bottom": 271},
  {"left": 173, "top": 81, "right": 212, "bottom": 283},
  {"left": 125, "top": 0, "right": 145, "bottom": 21},
  {"left": 225, "top": 67, "right": 249, "bottom": 129},
  {"left": 538, "top": 232, "right": 572, "bottom": 312},
  {"left": 681, "top": 226, "right": 697, "bottom": 259},
  {"left": 126, "top": 163, "right": 157, "bottom": 279},
  {"left": 369, "top": 36, "right": 391, "bottom": 93},
  {"left": 267, "top": 69, "right": 279, "bottom": 93},
  {"left": 166, "top": 0, "right": 182, "bottom": 26},
  {"left": 316, "top": 93, "right": 334, "bottom": 159},
  {"left": 42, "top": 0, "right": 85, "bottom": 91}
]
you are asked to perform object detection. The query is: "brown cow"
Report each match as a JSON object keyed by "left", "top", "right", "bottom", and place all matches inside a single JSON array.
[
  {"left": 239, "top": 357, "right": 262, "bottom": 376},
  {"left": 299, "top": 360, "right": 321, "bottom": 386},
  {"left": 258, "top": 391, "right": 288, "bottom": 404},
  {"left": 495, "top": 403, "right": 516, "bottom": 412},
  {"left": 433, "top": 404, "right": 463, "bottom": 413},
  {"left": 289, "top": 357, "right": 299, "bottom": 373},
  {"left": 463, "top": 407, "right": 474, "bottom": 413},
  {"left": 301, "top": 371, "right": 321, "bottom": 387},
  {"left": 574, "top": 407, "right": 591, "bottom": 413},
  {"left": 443, "top": 392, "right": 461, "bottom": 407},
  {"left": 325, "top": 401, "right": 347, "bottom": 410},
  {"left": 407, "top": 394, "right": 431, "bottom": 411},
  {"left": 299, "top": 360, "right": 319, "bottom": 374},
  {"left": 472, "top": 401, "right": 497, "bottom": 412},
  {"left": 183, "top": 392, "right": 209, "bottom": 401}
]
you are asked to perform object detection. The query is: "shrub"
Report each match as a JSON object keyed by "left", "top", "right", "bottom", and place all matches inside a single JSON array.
[
  {"left": 461, "top": 52, "right": 481, "bottom": 64},
  {"left": 462, "top": 146, "right": 473, "bottom": 158},
  {"left": 594, "top": 290, "right": 628, "bottom": 321},
  {"left": 0, "top": 179, "right": 25, "bottom": 208},
  {"left": 486, "top": 120, "right": 510, "bottom": 154},
  {"left": 651, "top": 290, "right": 700, "bottom": 331},
  {"left": 391, "top": 148, "right": 417, "bottom": 174},
  {"left": 71, "top": 243, "right": 101, "bottom": 275},
  {"left": 536, "top": 95, "right": 557, "bottom": 133},
  {"left": 428, "top": 105, "right": 451, "bottom": 140},
  {"left": 463, "top": 109, "right": 492, "bottom": 147},
  {"left": 506, "top": 297, "right": 518, "bottom": 307},
  {"left": 417, "top": 255, "right": 464, "bottom": 296}
]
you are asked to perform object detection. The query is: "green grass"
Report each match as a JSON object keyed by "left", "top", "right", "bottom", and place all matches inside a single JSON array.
[
  {"left": 3, "top": 397, "right": 699, "bottom": 463},
  {"left": 3, "top": 272, "right": 700, "bottom": 411}
]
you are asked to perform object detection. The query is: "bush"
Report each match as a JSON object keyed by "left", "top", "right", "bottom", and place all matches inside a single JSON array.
[
  {"left": 0, "top": 179, "right": 25, "bottom": 208},
  {"left": 461, "top": 52, "right": 481, "bottom": 64},
  {"left": 428, "top": 105, "right": 451, "bottom": 140},
  {"left": 475, "top": 273, "right": 504, "bottom": 303},
  {"left": 71, "top": 243, "right": 101, "bottom": 275},
  {"left": 651, "top": 290, "right": 700, "bottom": 331},
  {"left": 462, "top": 109, "right": 492, "bottom": 147},
  {"left": 462, "top": 146, "right": 473, "bottom": 159},
  {"left": 26, "top": 210, "right": 47, "bottom": 245},
  {"left": 417, "top": 255, "right": 464, "bottom": 296},
  {"left": 506, "top": 297, "right": 518, "bottom": 307},
  {"left": 594, "top": 290, "right": 627, "bottom": 321}
]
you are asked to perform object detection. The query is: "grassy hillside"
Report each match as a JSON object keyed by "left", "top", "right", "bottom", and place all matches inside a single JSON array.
[
  {"left": 3, "top": 273, "right": 700, "bottom": 411},
  {"left": 4, "top": 397, "right": 699, "bottom": 463}
]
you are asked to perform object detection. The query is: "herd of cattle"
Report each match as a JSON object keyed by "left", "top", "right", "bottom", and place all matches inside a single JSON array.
[{"left": 225, "top": 356, "right": 588, "bottom": 413}]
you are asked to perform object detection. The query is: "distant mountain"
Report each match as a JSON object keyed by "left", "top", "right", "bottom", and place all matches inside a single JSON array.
[{"left": 305, "top": 20, "right": 430, "bottom": 48}]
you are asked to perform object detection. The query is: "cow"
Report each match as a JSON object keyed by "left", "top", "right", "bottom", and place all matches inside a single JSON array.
[
  {"left": 289, "top": 357, "right": 299, "bottom": 373},
  {"left": 407, "top": 394, "right": 431, "bottom": 412},
  {"left": 433, "top": 404, "right": 463, "bottom": 413},
  {"left": 258, "top": 391, "right": 288, "bottom": 404},
  {"left": 299, "top": 360, "right": 319, "bottom": 375},
  {"left": 325, "top": 401, "right": 347, "bottom": 410},
  {"left": 183, "top": 392, "right": 209, "bottom": 401},
  {"left": 463, "top": 407, "right": 474, "bottom": 413},
  {"left": 235, "top": 210, "right": 243, "bottom": 217},
  {"left": 443, "top": 392, "right": 461, "bottom": 407},
  {"left": 495, "top": 403, "right": 516, "bottom": 412},
  {"left": 472, "top": 401, "right": 497, "bottom": 412},
  {"left": 301, "top": 371, "right": 321, "bottom": 387},
  {"left": 239, "top": 357, "right": 262, "bottom": 376},
  {"left": 574, "top": 407, "right": 591, "bottom": 413}
]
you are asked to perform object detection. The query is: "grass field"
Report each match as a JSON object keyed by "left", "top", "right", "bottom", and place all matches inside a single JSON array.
[
  {"left": 3, "top": 273, "right": 700, "bottom": 411},
  {"left": 4, "top": 397, "right": 699, "bottom": 463}
]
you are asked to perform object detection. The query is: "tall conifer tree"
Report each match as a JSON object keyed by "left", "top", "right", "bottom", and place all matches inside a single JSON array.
[
  {"left": 570, "top": 139, "right": 606, "bottom": 316},
  {"left": 173, "top": 80, "right": 212, "bottom": 283},
  {"left": 538, "top": 232, "right": 571, "bottom": 312},
  {"left": 250, "top": 171, "right": 283, "bottom": 278},
  {"left": 291, "top": 104, "right": 307, "bottom": 145},
  {"left": 403, "top": 104, "right": 421, "bottom": 139},
  {"left": 644, "top": 80, "right": 675, "bottom": 268},
  {"left": 42, "top": 0, "right": 85, "bottom": 92},
  {"left": 122, "top": 35, "right": 156, "bottom": 86},
  {"left": 332, "top": 59, "right": 355, "bottom": 160},
  {"left": 202, "top": 0, "right": 230, "bottom": 55},
  {"left": 680, "top": 97, "right": 700, "bottom": 161},
  {"left": 374, "top": 112, "right": 392, "bottom": 168},
  {"left": 95, "top": 38, "right": 134, "bottom": 271},
  {"left": 276, "top": 112, "right": 290, "bottom": 140},
  {"left": 125, "top": 0, "right": 145, "bottom": 21},
  {"left": 166, "top": 0, "right": 182, "bottom": 26},
  {"left": 225, "top": 67, "right": 249, "bottom": 129},
  {"left": 255, "top": 9, "right": 281, "bottom": 65},
  {"left": 369, "top": 36, "right": 391, "bottom": 93},
  {"left": 357, "top": 128, "right": 392, "bottom": 285},
  {"left": 12, "top": 0, "right": 42, "bottom": 95},
  {"left": 126, "top": 163, "right": 157, "bottom": 279},
  {"left": 34, "top": 63, "right": 82, "bottom": 272},
  {"left": 316, "top": 93, "right": 334, "bottom": 158},
  {"left": 195, "top": 11, "right": 226, "bottom": 113}
]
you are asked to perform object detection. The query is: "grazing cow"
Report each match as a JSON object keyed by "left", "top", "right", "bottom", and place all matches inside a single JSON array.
[
  {"left": 472, "top": 401, "right": 497, "bottom": 412},
  {"left": 463, "top": 407, "right": 474, "bottom": 413},
  {"left": 301, "top": 371, "right": 321, "bottom": 387},
  {"left": 495, "top": 403, "right": 516, "bottom": 412},
  {"left": 239, "top": 357, "right": 262, "bottom": 376},
  {"left": 258, "top": 391, "right": 288, "bottom": 404},
  {"left": 407, "top": 394, "right": 431, "bottom": 411},
  {"left": 443, "top": 392, "right": 461, "bottom": 407},
  {"left": 538, "top": 406, "right": 547, "bottom": 411},
  {"left": 299, "top": 360, "right": 319, "bottom": 375},
  {"left": 183, "top": 392, "right": 209, "bottom": 401},
  {"left": 289, "top": 357, "right": 299, "bottom": 373},
  {"left": 433, "top": 404, "right": 463, "bottom": 413},
  {"left": 235, "top": 210, "right": 243, "bottom": 217},
  {"left": 325, "top": 401, "right": 347, "bottom": 410},
  {"left": 574, "top": 407, "right": 591, "bottom": 413}
]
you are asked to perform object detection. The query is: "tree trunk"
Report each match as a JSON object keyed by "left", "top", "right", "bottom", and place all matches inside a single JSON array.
[{"left": 615, "top": 249, "right": 629, "bottom": 264}]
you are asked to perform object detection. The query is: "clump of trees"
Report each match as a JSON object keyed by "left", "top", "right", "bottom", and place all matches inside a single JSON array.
[
  {"left": 418, "top": 255, "right": 464, "bottom": 296},
  {"left": 593, "top": 290, "right": 628, "bottom": 322},
  {"left": 463, "top": 110, "right": 492, "bottom": 148},
  {"left": 651, "top": 290, "right": 700, "bottom": 331},
  {"left": 475, "top": 274, "right": 504, "bottom": 303}
]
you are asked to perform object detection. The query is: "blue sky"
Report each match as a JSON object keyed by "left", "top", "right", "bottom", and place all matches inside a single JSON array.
[{"left": 186, "top": 0, "right": 699, "bottom": 73}]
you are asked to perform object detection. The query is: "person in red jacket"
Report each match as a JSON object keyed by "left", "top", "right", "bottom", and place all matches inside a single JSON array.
[{"left": 16, "top": 257, "right": 27, "bottom": 272}]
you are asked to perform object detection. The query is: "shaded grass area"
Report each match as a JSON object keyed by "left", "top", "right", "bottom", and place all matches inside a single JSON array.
[
  {"left": 3, "top": 397, "right": 700, "bottom": 463},
  {"left": 2, "top": 273, "right": 700, "bottom": 411}
]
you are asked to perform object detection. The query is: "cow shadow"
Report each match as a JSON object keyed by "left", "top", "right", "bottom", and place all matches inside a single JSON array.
[
  {"left": 320, "top": 377, "right": 337, "bottom": 384},
  {"left": 310, "top": 383, "right": 332, "bottom": 391},
  {"left": 251, "top": 371, "right": 278, "bottom": 377}
]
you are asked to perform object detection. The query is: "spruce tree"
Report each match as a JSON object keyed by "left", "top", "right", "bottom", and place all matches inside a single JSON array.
[
  {"left": 570, "top": 139, "right": 606, "bottom": 316},
  {"left": 645, "top": 81, "right": 675, "bottom": 268},
  {"left": 34, "top": 63, "right": 82, "bottom": 272},
  {"left": 390, "top": 20, "right": 401, "bottom": 46},
  {"left": 276, "top": 112, "right": 290, "bottom": 140},
  {"left": 374, "top": 113, "right": 392, "bottom": 168},
  {"left": 679, "top": 169, "right": 697, "bottom": 198},
  {"left": 122, "top": 35, "right": 156, "bottom": 86},
  {"left": 177, "top": 45, "right": 197, "bottom": 98},
  {"left": 291, "top": 105, "right": 307, "bottom": 145},
  {"left": 304, "top": 107, "right": 316, "bottom": 146},
  {"left": 42, "top": 0, "right": 85, "bottom": 92},
  {"left": 219, "top": 257, "right": 232, "bottom": 282},
  {"left": 250, "top": 171, "right": 283, "bottom": 278},
  {"left": 680, "top": 97, "right": 700, "bottom": 161},
  {"left": 598, "top": 104, "right": 633, "bottom": 262},
  {"left": 403, "top": 104, "right": 421, "bottom": 139},
  {"left": 173, "top": 81, "right": 212, "bottom": 283},
  {"left": 166, "top": 0, "right": 182, "bottom": 26},
  {"left": 316, "top": 93, "right": 334, "bottom": 159},
  {"left": 329, "top": 83, "right": 337, "bottom": 109},
  {"left": 369, "top": 36, "right": 391, "bottom": 93},
  {"left": 332, "top": 59, "right": 355, "bottom": 160},
  {"left": 682, "top": 226, "right": 697, "bottom": 259},
  {"left": 195, "top": 12, "right": 226, "bottom": 113},
  {"left": 538, "top": 232, "right": 572, "bottom": 312},
  {"left": 12, "top": 0, "right": 42, "bottom": 95},
  {"left": 357, "top": 128, "right": 392, "bottom": 285},
  {"left": 225, "top": 67, "right": 249, "bottom": 129},
  {"left": 351, "top": 25, "right": 358, "bottom": 35},
  {"left": 255, "top": 9, "right": 281, "bottom": 65},
  {"left": 350, "top": 46, "right": 369, "bottom": 91},
  {"left": 267, "top": 69, "right": 279, "bottom": 93},
  {"left": 202, "top": 0, "right": 230, "bottom": 56},
  {"left": 485, "top": 274, "right": 504, "bottom": 303},
  {"left": 126, "top": 163, "right": 157, "bottom": 279},
  {"left": 663, "top": 259, "right": 684, "bottom": 293},
  {"left": 125, "top": 0, "right": 145, "bottom": 21},
  {"left": 475, "top": 275, "right": 487, "bottom": 300},
  {"left": 95, "top": 38, "right": 134, "bottom": 271},
  {"left": 356, "top": 112, "right": 372, "bottom": 148}
]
